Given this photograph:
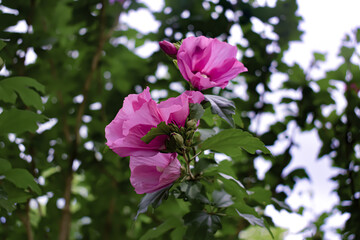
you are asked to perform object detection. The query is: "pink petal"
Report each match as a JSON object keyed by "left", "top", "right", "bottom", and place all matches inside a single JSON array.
[{"left": 130, "top": 153, "right": 180, "bottom": 194}]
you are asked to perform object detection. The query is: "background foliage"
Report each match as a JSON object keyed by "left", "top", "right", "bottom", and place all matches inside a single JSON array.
[{"left": 0, "top": 0, "right": 359, "bottom": 239}]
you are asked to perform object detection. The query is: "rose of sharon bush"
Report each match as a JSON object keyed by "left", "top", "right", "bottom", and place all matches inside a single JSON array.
[
  {"left": 130, "top": 153, "right": 180, "bottom": 194},
  {"left": 177, "top": 36, "right": 248, "bottom": 90},
  {"left": 105, "top": 87, "right": 204, "bottom": 157}
]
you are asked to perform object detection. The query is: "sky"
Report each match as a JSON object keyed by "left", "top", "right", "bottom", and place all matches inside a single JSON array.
[{"left": 1, "top": 0, "right": 360, "bottom": 239}]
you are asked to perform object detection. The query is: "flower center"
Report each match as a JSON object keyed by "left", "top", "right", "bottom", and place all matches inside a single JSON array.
[{"left": 201, "top": 73, "right": 209, "bottom": 78}]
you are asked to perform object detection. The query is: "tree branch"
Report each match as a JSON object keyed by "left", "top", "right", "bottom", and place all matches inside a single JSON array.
[
  {"left": 58, "top": 1, "right": 121, "bottom": 239},
  {"left": 19, "top": 201, "right": 34, "bottom": 240}
]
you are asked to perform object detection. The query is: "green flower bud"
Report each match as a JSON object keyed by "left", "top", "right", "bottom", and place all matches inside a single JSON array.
[
  {"left": 180, "top": 127, "right": 186, "bottom": 135},
  {"left": 185, "top": 130, "right": 194, "bottom": 140},
  {"left": 168, "top": 123, "right": 179, "bottom": 133},
  {"left": 165, "top": 138, "right": 177, "bottom": 153},
  {"left": 171, "top": 133, "right": 185, "bottom": 149},
  {"left": 186, "top": 119, "right": 198, "bottom": 130},
  {"left": 185, "top": 139, "right": 192, "bottom": 147}
]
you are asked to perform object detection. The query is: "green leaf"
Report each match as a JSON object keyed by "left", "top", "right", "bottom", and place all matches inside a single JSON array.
[
  {"left": 204, "top": 95, "right": 235, "bottom": 127},
  {"left": 189, "top": 103, "right": 205, "bottom": 120},
  {"left": 183, "top": 211, "right": 222, "bottom": 240},
  {"left": 218, "top": 174, "right": 248, "bottom": 200},
  {"left": 201, "top": 107, "right": 215, "bottom": 127},
  {"left": 236, "top": 208, "right": 265, "bottom": 227},
  {"left": 140, "top": 216, "right": 182, "bottom": 240},
  {"left": 340, "top": 46, "right": 355, "bottom": 61},
  {"left": 5, "top": 183, "right": 31, "bottom": 203},
  {"left": 0, "top": 40, "right": 5, "bottom": 51},
  {"left": 194, "top": 157, "right": 217, "bottom": 175},
  {"left": 0, "top": 158, "right": 12, "bottom": 174},
  {"left": 170, "top": 225, "right": 186, "bottom": 240},
  {"left": 135, "top": 185, "right": 171, "bottom": 220},
  {"left": 234, "top": 110, "right": 244, "bottom": 128},
  {"left": 3, "top": 169, "right": 41, "bottom": 195},
  {"left": 212, "top": 189, "right": 233, "bottom": 208},
  {"left": 200, "top": 129, "right": 270, "bottom": 156},
  {"left": 141, "top": 122, "right": 171, "bottom": 144},
  {"left": 247, "top": 187, "right": 272, "bottom": 205},
  {"left": 0, "top": 77, "right": 45, "bottom": 109},
  {"left": 235, "top": 205, "right": 274, "bottom": 238},
  {"left": 0, "top": 199, "right": 16, "bottom": 212},
  {"left": 0, "top": 109, "right": 47, "bottom": 134},
  {"left": 0, "top": 186, "right": 8, "bottom": 200},
  {"left": 356, "top": 28, "right": 360, "bottom": 43},
  {"left": 179, "top": 181, "right": 209, "bottom": 204},
  {"left": 313, "top": 52, "right": 326, "bottom": 62},
  {"left": 204, "top": 160, "right": 237, "bottom": 179},
  {"left": 0, "top": 57, "right": 4, "bottom": 71},
  {"left": 271, "top": 198, "right": 291, "bottom": 211}
]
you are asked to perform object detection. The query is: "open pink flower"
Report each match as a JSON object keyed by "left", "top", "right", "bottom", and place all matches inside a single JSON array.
[
  {"left": 177, "top": 36, "right": 248, "bottom": 90},
  {"left": 105, "top": 87, "right": 204, "bottom": 157},
  {"left": 130, "top": 153, "right": 180, "bottom": 194}
]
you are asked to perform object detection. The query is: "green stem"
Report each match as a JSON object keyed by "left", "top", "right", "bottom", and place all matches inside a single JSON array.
[
  {"left": 183, "top": 149, "right": 195, "bottom": 180},
  {"left": 190, "top": 150, "right": 202, "bottom": 161}
]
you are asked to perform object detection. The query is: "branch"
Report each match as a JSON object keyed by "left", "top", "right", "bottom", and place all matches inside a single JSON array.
[
  {"left": 58, "top": 1, "right": 121, "bottom": 240},
  {"left": 74, "top": 2, "right": 121, "bottom": 146},
  {"left": 19, "top": 201, "right": 34, "bottom": 240}
]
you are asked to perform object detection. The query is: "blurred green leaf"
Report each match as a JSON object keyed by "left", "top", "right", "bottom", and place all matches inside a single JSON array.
[
  {"left": 247, "top": 187, "right": 272, "bottom": 205},
  {"left": 0, "top": 77, "right": 45, "bottom": 109},
  {"left": 0, "top": 109, "right": 47, "bottom": 134},
  {"left": 340, "top": 46, "right": 355, "bottom": 61},
  {"left": 3, "top": 169, "right": 41, "bottom": 195},
  {"left": 0, "top": 57, "right": 4, "bottom": 70},
  {"left": 0, "top": 158, "right": 12, "bottom": 174},
  {"left": 0, "top": 199, "right": 16, "bottom": 212},
  {"left": 0, "top": 40, "right": 6, "bottom": 51},
  {"left": 313, "top": 52, "right": 326, "bottom": 62},
  {"left": 140, "top": 216, "right": 182, "bottom": 240},
  {"left": 356, "top": 28, "right": 360, "bottom": 43}
]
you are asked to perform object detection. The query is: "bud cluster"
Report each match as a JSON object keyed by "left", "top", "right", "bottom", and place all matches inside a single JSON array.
[{"left": 164, "top": 119, "right": 198, "bottom": 154}]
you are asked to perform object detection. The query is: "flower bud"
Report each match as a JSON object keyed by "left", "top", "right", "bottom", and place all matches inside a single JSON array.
[
  {"left": 159, "top": 40, "right": 178, "bottom": 57},
  {"left": 180, "top": 127, "right": 186, "bottom": 135},
  {"left": 171, "top": 133, "right": 185, "bottom": 149},
  {"left": 185, "top": 130, "right": 194, "bottom": 140},
  {"left": 186, "top": 119, "right": 198, "bottom": 130},
  {"left": 168, "top": 123, "right": 179, "bottom": 133}
]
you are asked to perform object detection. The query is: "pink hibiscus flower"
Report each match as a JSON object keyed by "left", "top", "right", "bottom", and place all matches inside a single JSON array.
[
  {"left": 105, "top": 87, "right": 204, "bottom": 157},
  {"left": 177, "top": 36, "right": 248, "bottom": 90}
]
